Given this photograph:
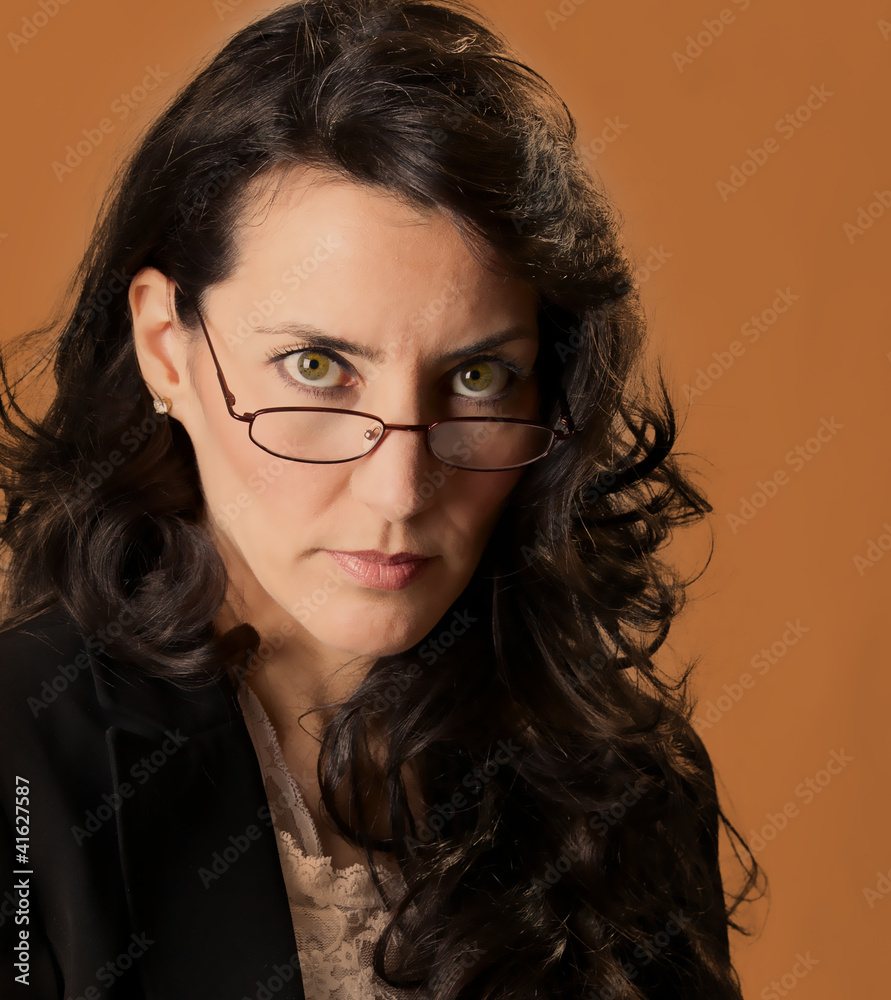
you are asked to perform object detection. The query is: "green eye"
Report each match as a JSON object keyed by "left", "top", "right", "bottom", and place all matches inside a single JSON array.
[
  {"left": 294, "top": 351, "right": 332, "bottom": 382},
  {"left": 454, "top": 360, "right": 508, "bottom": 397},
  {"left": 266, "top": 345, "right": 357, "bottom": 396}
]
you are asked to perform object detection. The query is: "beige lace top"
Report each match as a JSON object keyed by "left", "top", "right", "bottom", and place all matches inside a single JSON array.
[{"left": 236, "top": 680, "right": 425, "bottom": 1000}]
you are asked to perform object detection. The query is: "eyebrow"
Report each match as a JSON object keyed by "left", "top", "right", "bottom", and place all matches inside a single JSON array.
[{"left": 249, "top": 323, "right": 538, "bottom": 366}]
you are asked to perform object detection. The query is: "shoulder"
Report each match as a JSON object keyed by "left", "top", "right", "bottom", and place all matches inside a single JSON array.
[
  {"left": 628, "top": 687, "right": 717, "bottom": 779},
  {"left": 631, "top": 691, "right": 723, "bottom": 847},
  {"left": 0, "top": 603, "right": 241, "bottom": 738},
  {"left": 0, "top": 603, "right": 92, "bottom": 669},
  {"left": 0, "top": 604, "right": 98, "bottom": 713}
]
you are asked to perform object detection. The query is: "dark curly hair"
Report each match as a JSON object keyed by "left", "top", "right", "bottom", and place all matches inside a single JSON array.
[{"left": 0, "top": 1, "right": 763, "bottom": 996}]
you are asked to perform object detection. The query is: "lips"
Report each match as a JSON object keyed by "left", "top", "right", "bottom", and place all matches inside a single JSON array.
[
  {"left": 324, "top": 550, "right": 433, "bottom": 590},
  {"left": 332, "top": 550, "right": 430, "bottom": 564}
]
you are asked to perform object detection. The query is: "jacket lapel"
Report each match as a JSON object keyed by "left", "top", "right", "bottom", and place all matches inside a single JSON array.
[{"left": 93, "top": 648, "right": 307, "bottom": 1000}]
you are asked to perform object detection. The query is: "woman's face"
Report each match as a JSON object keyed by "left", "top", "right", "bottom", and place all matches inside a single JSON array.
[{"left": 134, "top": 165, "right": 540, "bottom": 676}]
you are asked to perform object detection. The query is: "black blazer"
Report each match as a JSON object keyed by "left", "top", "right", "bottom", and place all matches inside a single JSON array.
[
  {"left": 0, "top": 604, "right": 306, "bottom": 999},
  {"left": 0, "top": 604, "right": 732, "bottom": 999}
]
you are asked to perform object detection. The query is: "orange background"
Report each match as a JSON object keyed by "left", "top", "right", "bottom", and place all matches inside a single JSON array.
[{"left": 2, "top": 1, "right": 888, "bottom": 995}]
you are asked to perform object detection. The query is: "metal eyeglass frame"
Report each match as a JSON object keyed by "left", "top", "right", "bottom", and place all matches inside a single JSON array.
[{"left": 168, "top": 276, "right": 576, "bottom": 471}]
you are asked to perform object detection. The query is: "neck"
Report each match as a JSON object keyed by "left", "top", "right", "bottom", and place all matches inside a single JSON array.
[{"left": 204, "top": 513, "right": 377, "bottom": 712}]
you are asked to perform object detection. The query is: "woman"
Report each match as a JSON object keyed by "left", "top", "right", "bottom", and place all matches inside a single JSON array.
[{"left": 0, "top": 0, "right": 762, "bottom": 997}]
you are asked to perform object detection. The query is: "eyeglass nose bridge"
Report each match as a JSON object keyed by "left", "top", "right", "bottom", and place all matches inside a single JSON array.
[
  {"left": 359, "top": 419, "right": 495, "bottom": 461},
  {"left": 368, "top": 421, "right": 431, "bottom": 434},
  {"left": 366, "top": 419, "right": 462, "bottom": 441},
  {"left": 355, "top": 415, "right": 566, "bottom": 471}
]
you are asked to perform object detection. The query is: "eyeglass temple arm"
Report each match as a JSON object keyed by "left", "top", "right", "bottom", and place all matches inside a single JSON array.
[
  {"left": 169, "top": 277, "right": 240, "bottom": 411},
  {"left": 554, "top": 383, "right": 576, "bottom": 438}
]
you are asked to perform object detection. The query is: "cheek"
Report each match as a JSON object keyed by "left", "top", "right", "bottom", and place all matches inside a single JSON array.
[
  {"left": 190, "top": 398, "right": 337, "bottom": 540},
  {"left": 224, "top": 455, "right": 340, "bottom": 539}
]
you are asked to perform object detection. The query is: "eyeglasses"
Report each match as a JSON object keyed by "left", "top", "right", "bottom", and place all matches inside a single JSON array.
[{"left": 168, "top": 278, "right": 576, "bottom": 472}]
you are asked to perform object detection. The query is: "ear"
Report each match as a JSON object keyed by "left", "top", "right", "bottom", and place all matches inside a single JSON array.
[{"left": 129, "top": 266, "right": 193, "bottom": 421}]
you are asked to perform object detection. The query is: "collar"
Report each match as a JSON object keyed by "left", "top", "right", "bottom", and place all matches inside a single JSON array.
[
  {"left": 44, "top": 606, "right": 307, "bottom": 999},
  {"left": 88, "top": 622, "right": 255, "bottom": 739}
]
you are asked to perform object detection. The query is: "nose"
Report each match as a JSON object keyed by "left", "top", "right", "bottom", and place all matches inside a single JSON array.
[{"left": 349, "top": 419, "right": 442, "bottom": 522}]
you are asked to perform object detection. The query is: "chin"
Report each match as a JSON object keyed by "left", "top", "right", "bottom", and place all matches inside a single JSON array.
[{"left": 312, "top": 598, "right": 438, "bottom": 658}]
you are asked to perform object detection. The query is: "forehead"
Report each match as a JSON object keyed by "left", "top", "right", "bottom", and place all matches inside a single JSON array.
[{"left": 220, "top": 164, "right": 539, "bottom": 351}]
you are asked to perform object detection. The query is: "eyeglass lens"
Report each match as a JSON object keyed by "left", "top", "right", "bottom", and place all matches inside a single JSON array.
[{"left": 247, "top": 409, "right": 555, "bottom": 470}]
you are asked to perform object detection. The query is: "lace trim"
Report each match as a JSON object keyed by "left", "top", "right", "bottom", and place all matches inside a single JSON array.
[
  {"left": 237, "top": 681, "right": 424, "bottom": 1000},
  {"left": 238, "top": 681, "right": 327, "bottom": 859}
]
